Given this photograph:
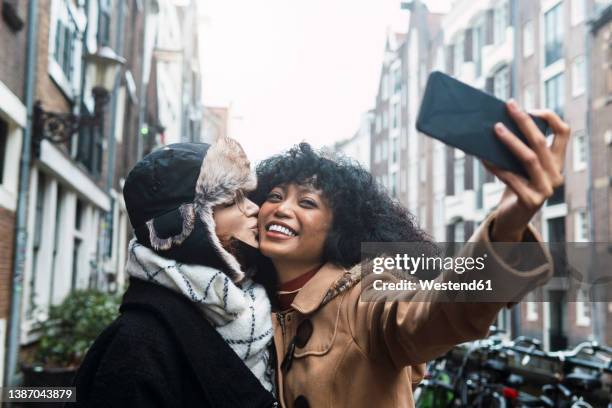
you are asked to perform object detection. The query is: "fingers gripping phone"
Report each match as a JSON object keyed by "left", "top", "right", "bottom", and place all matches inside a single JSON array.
[{"left": 416, "top": 71, "right": 549, "bottom": 179}]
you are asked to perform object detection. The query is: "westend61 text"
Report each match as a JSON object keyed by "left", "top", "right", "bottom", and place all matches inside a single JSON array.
[
  {"left": 372, "top": 253, "right": 488, "bottom": 275},
  {"left": 373, "top": 279, "right": 493, "bottom": 292}
]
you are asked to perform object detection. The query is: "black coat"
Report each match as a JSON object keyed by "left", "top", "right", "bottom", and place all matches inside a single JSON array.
[{"left": 72, "top": 278, "right": 278, "bottom": 408}]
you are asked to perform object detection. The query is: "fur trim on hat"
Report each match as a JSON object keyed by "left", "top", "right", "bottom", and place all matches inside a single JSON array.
[
  {"left": 146, "top": 203, "right": 196, "bottom": 250},
  {"left": 192, "top": 137, "right": 257, "bottom": 283},
  {"left": 194, "top": 137, "right": 257, "bottom": 208}
]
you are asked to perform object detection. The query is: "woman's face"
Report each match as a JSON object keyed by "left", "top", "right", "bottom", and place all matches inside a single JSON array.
[
  {"left": 258, "top": 183, "right": 333, "bottom": 265},
  {"left": 214, "top": 192, "right": 260, "bottom": 248}
]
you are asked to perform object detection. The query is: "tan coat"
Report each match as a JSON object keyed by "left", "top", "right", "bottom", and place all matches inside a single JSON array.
[{"left": 271, "top": 212, "right": 553, "bottom": 408}]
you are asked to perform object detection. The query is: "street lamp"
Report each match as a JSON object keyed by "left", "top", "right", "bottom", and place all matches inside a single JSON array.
[{"left": 32, "top": 46, "right": 126, "bottom": 155}]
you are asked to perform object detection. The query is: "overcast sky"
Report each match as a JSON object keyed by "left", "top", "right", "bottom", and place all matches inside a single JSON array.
[{"left": 198, "top": 0, "right": 452, "bottom": 164}]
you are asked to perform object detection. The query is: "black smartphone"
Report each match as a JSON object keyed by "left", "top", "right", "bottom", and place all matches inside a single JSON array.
[{"left": 416, "top": 71, "right": 549, "bottom": 179}]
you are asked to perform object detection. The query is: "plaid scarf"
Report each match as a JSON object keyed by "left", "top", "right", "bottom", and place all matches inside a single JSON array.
[{"left": 125, "top": 239, "right": 275, "bottom": 392}]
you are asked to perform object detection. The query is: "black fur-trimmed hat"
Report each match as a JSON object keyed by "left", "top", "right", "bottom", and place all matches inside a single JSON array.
[{"left": 123, "top": 138, "right": 256, "bottom": 283}]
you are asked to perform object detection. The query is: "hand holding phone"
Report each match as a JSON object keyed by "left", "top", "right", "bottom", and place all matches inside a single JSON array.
[
  {"left": 416, "top": 71, "right": 570, "bottom": 242},
  {"left": 416, "top": 71, "right": 549, "bottom": 178}
]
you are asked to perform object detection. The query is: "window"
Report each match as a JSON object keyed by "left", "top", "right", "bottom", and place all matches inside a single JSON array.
[
  {"left": 454, "top": 35, "right": 464, "bottom": 76},
  {"left": 27, "top": 174, "right": 46, "bottom": 319},
  {"left": 382, "top": 110, "right": 388, "bottom": 130},
  {"left": 526, "top": 299, "right": 539, "bottom": 321},
  {"left": 494, "top": 66, "right": 510, "bottom": 101},
  {"left": 547, "top": 184, "right": 565, "bottom": 206},
  {"left": 392, "top": 137, "right": 398, "bottom": 164},
  {"left": 454, "top": 155, "right": 465, "bottom": 195},
  {"left": 572, "top": 55, "right": 586, "bottom": 97},
  {"left": 494, "top": 1, "right": 509, "bottom": 45},
  {"left": 523, "top": 20, "right": 534, "bottom": 58},
  {"left": 545, "top": 73, "right": 565, "bottom": 118},
  {"left": 544, "top": 3, "right": 564, "bottom": 66},
  {"left": 374, "top": 143, "right": 381, "bottom": 163},
  {"left": 523, "top": 84, "right": 536, "bottom": 111},
  {"left": 382, "top": 139, "right": 388, "bottom": 160},
  {"left": 391, "top": 171, "right": 398, "bottom": 197},
  {"left": 571, "top": 0, "right": 585, "bottom": 25},
  {"left": 76, "top": 114, "right": 104, "bottom": 177},
  {"left": 473, "top": 24, "right": 484, "bottom": 78},
  {"left": 392, "top": 102, "right": 400, "bottom": 130},
  {"left": 375, "top": 114, "right": 381, "bottom": 133},
  {"left": 576, "top": 289, "right": 591, "bottom": 326},
  {"left": 393, "top": 66, "right": 402, "bottom": 94},
  {"left": 0, "top": 117, "right": 7, "bottom": 184},
  {"left": 72, "top": 199, "right": 85, "bottom": 291},
  {"left": 97, "top": 0, "right": 112, "bottom": 46},
  {"left": 52, "top": 0, "right": 79, "bottom": 82},
  {"left": 573, "top": 130, "right": 587, "bottom": 171},
  {"left": 419, "top": 205, "right": 426, "bottom": 228},
  {"left": 574, "top": 209, "right": 589, "bottom": 242},
  {"left": 453, "top": 220, "right": 465, "bottom": 242},
  {"left": 381, "top": 73, "right": 389, "bottom": 100}
]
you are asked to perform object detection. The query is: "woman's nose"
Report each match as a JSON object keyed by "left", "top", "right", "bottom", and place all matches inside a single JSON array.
[{"left": 273, "top": 201, "right": 294, "bottom": 218}]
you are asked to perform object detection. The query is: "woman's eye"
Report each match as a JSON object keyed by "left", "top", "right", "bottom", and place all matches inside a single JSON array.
[
  {"left": 266, "top": 192, "right": 282, "bottom": 201},
  {"left": 300, "top": 199, "right": 317, "bottom": 207},
  {"left": 223, "top": 200, "right": 236, "bottom": 208}
]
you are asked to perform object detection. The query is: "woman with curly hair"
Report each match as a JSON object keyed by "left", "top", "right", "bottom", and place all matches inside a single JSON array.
[{"left": 252, "top": 102, "right": 569, "bottom": 407}]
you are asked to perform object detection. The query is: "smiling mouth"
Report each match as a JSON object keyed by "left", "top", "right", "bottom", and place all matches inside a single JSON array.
[{"left": 266, "top": 223, "right": 298, "bottom": 237}]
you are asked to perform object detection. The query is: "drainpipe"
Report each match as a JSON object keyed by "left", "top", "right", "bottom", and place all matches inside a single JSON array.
[
  {"left": 510, "top": 0, "right": 520, "bottom": 339},
  {"left": 103, "top": 0, "right": 126, "bottom": 284},
  {"left": 585, "top": 6, "right": 603, "bottom": 344},
  {"left": 4, "top": 0, "right": 39, "bottom": 388},
  {"left": 136, "top": 0, "right": 151, "bottom": 161}
]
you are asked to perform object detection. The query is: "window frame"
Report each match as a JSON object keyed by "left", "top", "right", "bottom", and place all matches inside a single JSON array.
[
  {"left": 545, "top": 72, "right": 565, "bottom": 118},
  {"left": 544, "top": 3, "right": 564, "bottom": 67}
]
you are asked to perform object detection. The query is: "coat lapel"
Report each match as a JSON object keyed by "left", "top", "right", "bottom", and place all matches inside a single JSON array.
[{"left": 291, "top": 263, "right": 348, "bottom": 314}]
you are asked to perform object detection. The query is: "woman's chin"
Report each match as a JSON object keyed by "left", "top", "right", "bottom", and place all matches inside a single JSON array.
[{"left": 259, "top": 241, "right": 292, "bottom": 259}]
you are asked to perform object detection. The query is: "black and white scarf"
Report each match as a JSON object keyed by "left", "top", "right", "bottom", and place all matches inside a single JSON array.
[{"left": 125, "top": 239, "right": 275, "bottom": 392}]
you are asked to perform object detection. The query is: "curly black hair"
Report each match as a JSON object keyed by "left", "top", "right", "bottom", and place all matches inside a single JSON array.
[{"left": 252, "top": 143, "right": 433, "bottom": 269}]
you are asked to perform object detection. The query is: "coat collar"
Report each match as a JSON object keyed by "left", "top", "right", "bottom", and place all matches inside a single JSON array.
[
  {"left": 121, "top": 278, "right": 276, "bottom": 408},
  {"left": 291, "top": 262, "right": 349, "bottom": 314}
]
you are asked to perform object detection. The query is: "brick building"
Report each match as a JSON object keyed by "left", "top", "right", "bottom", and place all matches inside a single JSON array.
[
  {"left": 589, "top": 1, "right": 612, "bottom": 345},
  {"left": 366, "top": 0, "right": 612, "bottom": 349},
  {"left": 1, "top": 0, "right": 208, "bottom": 387}
]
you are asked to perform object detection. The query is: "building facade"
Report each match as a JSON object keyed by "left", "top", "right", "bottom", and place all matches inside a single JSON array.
[
  {"left": 588, "top": 1, "right": 612, "bottom": 345},
  {"left": 333, "top": 110, "right": 373, "bottom": 170},
  {"left": 2, "top": 0, "right": 207, "bottom": 386},
  {"left": 368, "top": 0, "right": 611, "bottom": 349}
]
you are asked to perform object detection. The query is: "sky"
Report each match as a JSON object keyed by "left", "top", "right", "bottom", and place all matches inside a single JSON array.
[{"left": 198, "top": 0, "right": 452, "bottom": 164}]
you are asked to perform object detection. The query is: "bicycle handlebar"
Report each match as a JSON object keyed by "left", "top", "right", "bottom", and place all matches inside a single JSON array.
[{"left": 506, "top": 344, "right": 612, "bottom": 373}]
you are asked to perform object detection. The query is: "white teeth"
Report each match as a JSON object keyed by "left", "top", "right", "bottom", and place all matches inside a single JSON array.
[{"left": 268, "top": 224, "right": 297, "bottom": 237}]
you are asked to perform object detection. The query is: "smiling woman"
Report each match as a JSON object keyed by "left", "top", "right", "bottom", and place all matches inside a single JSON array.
[
  {"left": 259, "top": 183, "right": 333, "bottom": 283},
  {"left": 251, "top": 107, "right": 565, "bottom": 407}
]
